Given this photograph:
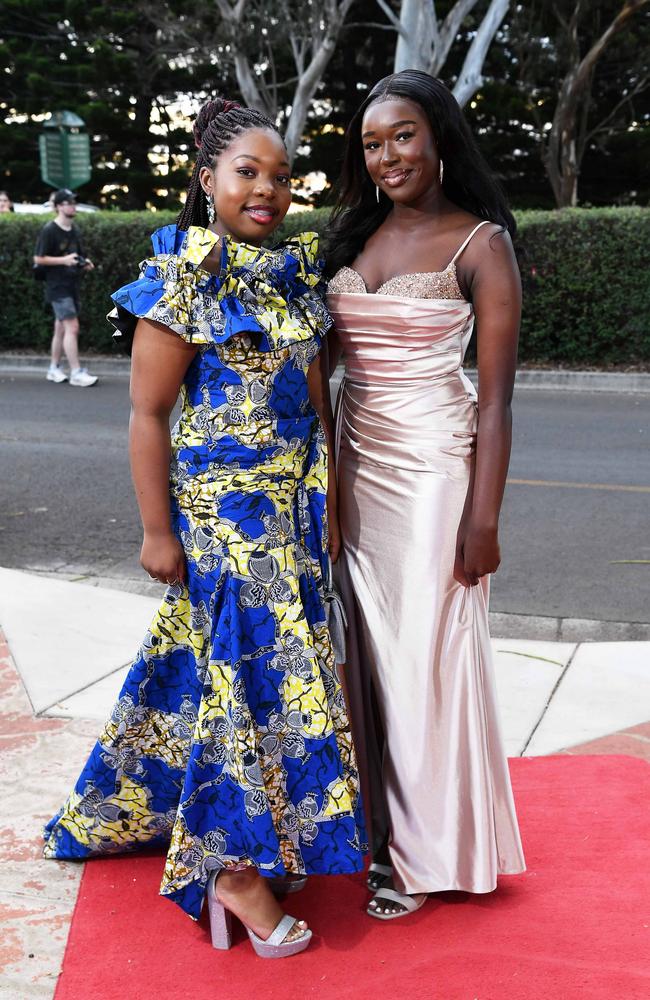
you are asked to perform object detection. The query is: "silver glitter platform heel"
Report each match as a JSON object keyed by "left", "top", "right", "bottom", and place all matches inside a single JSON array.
[{"left": 207, "top": 872, "right": 312, "bottom": 958}]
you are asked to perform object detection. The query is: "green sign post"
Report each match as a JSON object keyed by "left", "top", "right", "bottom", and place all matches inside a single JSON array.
[{"left": 39, "top": 111, "right": 91, "bottom": 191}]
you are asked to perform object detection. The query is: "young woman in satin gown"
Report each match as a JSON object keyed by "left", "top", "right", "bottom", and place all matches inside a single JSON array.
[{"left": 326, "top": 70, "right": 526, "bottom": 919}]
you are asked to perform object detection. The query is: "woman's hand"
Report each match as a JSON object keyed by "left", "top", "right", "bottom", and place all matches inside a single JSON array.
[
  {"left": 140, "top": 531, "right": 187, "bottom": 586},
  {"left": 454, "top": 520, "right": 501, "bottom": 587}
]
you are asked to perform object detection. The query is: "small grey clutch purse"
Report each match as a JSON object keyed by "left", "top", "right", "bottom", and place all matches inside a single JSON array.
[{"left": 323, "top": 557, "right": 348, "bottom": 664}]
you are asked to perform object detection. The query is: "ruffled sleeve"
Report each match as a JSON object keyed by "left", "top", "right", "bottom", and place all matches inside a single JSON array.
[{"left": 108, "top": 225, "right": 332, "bottom": 354}]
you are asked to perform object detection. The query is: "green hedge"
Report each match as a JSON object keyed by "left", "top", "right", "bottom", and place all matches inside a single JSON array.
[
  {"left": 516, "top": 207, "right": 650, "bottom": 366},
  {"left": 1, "top": 206, "right": 648, "bottom": 365}
]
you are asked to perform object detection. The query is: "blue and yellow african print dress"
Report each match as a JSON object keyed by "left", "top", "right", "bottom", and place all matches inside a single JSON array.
[{"left": 43, "top": 225, "right": 366, "bottom": 919}]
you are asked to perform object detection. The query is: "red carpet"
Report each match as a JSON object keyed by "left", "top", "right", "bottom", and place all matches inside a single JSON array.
[{"left": 54, "top": 756, "right": 650, "bottom": 1000}]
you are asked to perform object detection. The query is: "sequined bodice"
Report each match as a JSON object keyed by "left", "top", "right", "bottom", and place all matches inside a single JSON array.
[
  {"left": 327, "top": 262, "right": 465, "bottom": 300},
  {"left": 327, "top": 222, "right": 493, "bottom": 390}
]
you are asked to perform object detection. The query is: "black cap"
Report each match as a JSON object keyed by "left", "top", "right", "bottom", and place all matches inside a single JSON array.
[{"left": 53, "top": 188, "right": 76, "bottom": 206}]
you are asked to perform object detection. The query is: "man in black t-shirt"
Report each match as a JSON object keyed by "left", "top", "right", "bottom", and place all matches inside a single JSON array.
[{"left": 34, "top": 189, "right": 98, "bottom": 387}]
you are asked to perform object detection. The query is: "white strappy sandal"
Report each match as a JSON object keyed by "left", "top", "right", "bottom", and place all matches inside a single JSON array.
[
  {"left": 366, "top": 862, "right": 393, "bottom": 892},
  {"left": 367, "top": 887, "right": 427, "bottom": 920}
]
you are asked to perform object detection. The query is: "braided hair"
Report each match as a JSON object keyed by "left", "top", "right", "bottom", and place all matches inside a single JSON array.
[{"left": 177, "top": 97, "right": 281, "bottom": 231}]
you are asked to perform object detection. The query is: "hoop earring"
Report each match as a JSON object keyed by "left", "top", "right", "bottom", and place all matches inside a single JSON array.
[
  {"left": 375, "top": 185, "right": 380, "bottom": 203},
  {"left": 205, "top": 192, "right": 216, "bottom": 224},
  {"left": 439, "top": 159, "right": 444, "bottom": 184}
]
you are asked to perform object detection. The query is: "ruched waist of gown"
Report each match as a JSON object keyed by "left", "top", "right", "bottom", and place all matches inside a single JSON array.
[
  {"left": 336, "top": 368, "right": 478, "bottom": 473},
  {"left": 330, "top": 293, "right": 479, "bottom": 470}
]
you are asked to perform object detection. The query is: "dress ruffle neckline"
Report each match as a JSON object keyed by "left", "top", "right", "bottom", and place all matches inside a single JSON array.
[{"left": 109, "top": 225, "right": 331, "bottom": 352}]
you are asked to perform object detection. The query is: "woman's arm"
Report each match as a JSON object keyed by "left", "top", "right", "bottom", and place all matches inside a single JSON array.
[
  {"left": 129, "top": 318, "right": 198, "bottom": 585},
  {"left": 455, "top": 228, "right": 521, "bottom": 587},
  {"left": 307, "top": 338, "right": 341, "bottom": 562}
]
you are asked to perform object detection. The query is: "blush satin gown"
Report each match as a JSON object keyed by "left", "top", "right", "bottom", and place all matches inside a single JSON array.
[{"left": 327, "top": 221, "right": 525, "bottom": 895}]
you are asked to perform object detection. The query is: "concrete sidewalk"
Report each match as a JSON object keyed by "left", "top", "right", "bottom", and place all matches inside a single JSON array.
[{"left": 1, "top": 566, "right": 649, "bottom": 998}]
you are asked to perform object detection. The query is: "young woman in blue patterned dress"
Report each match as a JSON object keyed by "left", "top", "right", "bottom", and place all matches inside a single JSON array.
[{"left": 43, "top": 98, "right": 365, "bottom": 958}]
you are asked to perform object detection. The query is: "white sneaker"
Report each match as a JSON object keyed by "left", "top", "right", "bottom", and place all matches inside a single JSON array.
[
  {"left": 46, "top": 365, "right": 67, "bottom": 383},
  {"left": 69, "top": 368, "right": 98, "bottom": 387}
]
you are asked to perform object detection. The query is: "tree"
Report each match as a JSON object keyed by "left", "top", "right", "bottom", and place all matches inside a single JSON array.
[
  {"left": 2, "top": 0, "right": 647, "bottom": 210},
  {"left": 546, "top": 0, "right": 648, "bottom": 207},
  {"left": 213, "top": 0, "right": 355, "bottom": 163},
  {"left": 374, "top": 0, "right": 510, "bottom": 105},
  {"left": 0, "top": 0, "right": 232, "bottom": 208},
  {"left": 513, "top": 0, "right": 649, "bottom": 208}
]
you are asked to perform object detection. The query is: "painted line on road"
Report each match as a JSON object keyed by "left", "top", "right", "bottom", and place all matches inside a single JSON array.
[{"left": 507, "top": 478, "right": 650, "bottom": 493}]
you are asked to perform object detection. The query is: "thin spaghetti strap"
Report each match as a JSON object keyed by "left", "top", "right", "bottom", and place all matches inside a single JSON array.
[{"left": 449, "top": 220, "right": 493, "bottom": 266}]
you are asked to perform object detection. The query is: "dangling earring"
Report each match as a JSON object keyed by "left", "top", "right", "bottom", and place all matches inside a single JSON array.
[
  {"left": 439, "top": 159, "right": 444, "bottom": 184},
  {"left": 375, "top": 185, "right": 380, "bottom": 203},
  {"left": 205, "top": 192, "right": 216, "bottom": 224}
]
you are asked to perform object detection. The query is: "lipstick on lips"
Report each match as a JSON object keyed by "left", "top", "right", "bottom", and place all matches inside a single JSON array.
[
  {"left": 244, "top": 204, "right": 277, "bottom": 225},
  {"left": 381, "top": 168, "right": 412, "bottom": 189}
]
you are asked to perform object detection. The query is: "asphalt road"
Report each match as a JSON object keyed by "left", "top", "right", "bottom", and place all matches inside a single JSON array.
[{"left": 1, "top": 372, "right": 648, "bottom": 624}]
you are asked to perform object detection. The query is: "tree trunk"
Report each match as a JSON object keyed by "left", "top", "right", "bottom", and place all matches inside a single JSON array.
[
  {"left": 544, "top": 0, "right": 648, "bottom": 208},
  {"left": 390, "top": 0, "right": 508, "bottom": 108},
  {"left": 429, "top": 0, "right": 481, "bottom": 75},
  {"left": 233, "top": 52, "right": 270, "bottom": 115},
  {"left": 283, "top": 33, "right": 339, "bottom": 162},
  {"left": 452, "top": 0, "right": 509, "bottom": 107},
  {"left": 215, "top": 0, "right": 353, "bottom": 165},
  {"left": 394, "top": 0, "right": 433, "bottom": 71}
]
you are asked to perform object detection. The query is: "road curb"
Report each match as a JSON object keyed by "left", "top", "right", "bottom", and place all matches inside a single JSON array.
[
  {"left": 0, "top": 354, "right": 131, "bottom": 376},
  {"left": 1, "top": 354, "right": 649, "bottom": 392},
  {"left": 490, "top": 611, "right": 650, "bottom": 643},
  {"left": 496, "top": 369, "right": 650, "bottom": 393}
]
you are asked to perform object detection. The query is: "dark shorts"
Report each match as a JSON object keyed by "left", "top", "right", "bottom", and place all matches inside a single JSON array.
[{"left": 51, "top": 296, "right": 79, "bottom": 321}]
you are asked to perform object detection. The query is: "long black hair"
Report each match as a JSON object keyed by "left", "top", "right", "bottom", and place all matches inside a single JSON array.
[
  {"left": 324, "top": 70, "right": 516, "bottom": 277},
  {"left": 176, "top": 97, "right": 281, "bottom": 231}
]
